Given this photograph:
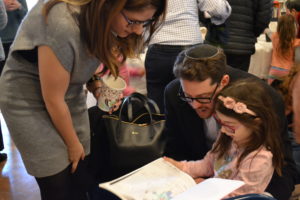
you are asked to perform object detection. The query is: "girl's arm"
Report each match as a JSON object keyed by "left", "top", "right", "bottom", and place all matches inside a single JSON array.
[
  {"left": 164, "top": 151, "right": 215, "bottom": 179},
  {"left": 38, "top": 45, "right": 84, "bottom": 173},
  {"left": 225, "top": 149, "right": 274, "bottom": 198},
  {"left": 181, "top": 152, "right": 215, "bottom": 178}
]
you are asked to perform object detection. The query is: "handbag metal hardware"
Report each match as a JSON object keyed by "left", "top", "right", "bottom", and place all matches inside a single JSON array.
[{"left": 131, "top": 131, "right": 139, "bottom": 135}]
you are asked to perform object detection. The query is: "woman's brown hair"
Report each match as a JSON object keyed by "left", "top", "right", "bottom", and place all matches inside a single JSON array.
[
  {"left": 42, "top": 0, "right": 166, "bottom": 77},
  {"left": 277, "top": 14, "right": 297, "bottom": 60},
  {"left": 211, "top": 79, "right": 284, "bottom": 176}
]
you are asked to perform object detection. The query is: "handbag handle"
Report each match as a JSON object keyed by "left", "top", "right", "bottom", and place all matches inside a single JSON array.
[
  {"left": 128, "top": 93, "right": 160, "bottom": 122},
  {"left": 118, "top": 92, "right": 161, "bottom": 123}
]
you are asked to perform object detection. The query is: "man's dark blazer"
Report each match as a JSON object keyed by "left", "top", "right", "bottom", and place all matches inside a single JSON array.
[{"left": 163, "top": 65, "right": 297, "bottom": 200}]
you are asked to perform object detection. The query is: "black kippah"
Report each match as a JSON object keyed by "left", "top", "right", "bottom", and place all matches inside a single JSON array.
[{"left": 185, "top": 44, "right": 219, "bottom": 60}]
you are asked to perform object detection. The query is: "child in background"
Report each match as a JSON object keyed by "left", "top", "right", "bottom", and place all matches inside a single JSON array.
[
  {"left": 286, "top": 0, "right": 300, "bottom": 38},
  {"left": 96, "top": 60, "right": 145, "bottom": 97},
  {"left": 165, "top": 80, "right": 284, "bottom": 198},
  {"left": 265, "top": 14, "right": 300, "bottom": 84},
  {"left": 119, "top": 61, "right": 145, "bottom": 96}
]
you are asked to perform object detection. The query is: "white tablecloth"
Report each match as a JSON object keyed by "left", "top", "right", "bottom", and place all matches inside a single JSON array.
[{"left": 248, "top": 35, "right": 273, "bottom": 79}]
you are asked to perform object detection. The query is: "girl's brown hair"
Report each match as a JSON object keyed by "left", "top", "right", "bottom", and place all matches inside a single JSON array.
[
  {"left": 43, "top": 0, "right": 166, "bottom": 77},
  {"left": 277, "top": 14, "right": 297, "bottom": 60},
  {"left": 211, "top": 79, "right": 284, "bottom": 176},
  {"left": 276, "top": 63, "right": 300, "bottom": 115}
]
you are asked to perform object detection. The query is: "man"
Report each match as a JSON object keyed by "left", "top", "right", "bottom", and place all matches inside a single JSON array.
[
  {"left": 144, "top": 0, "right": 231, "bottom": 112},
  {"left": 163, "top": 44, "right": 297, "bottom": 200},
  {"left": 205, "top": 0, "right": 272, "bottom": 72}
]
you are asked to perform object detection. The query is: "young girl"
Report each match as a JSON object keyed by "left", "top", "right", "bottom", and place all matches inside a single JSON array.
[
  {"left": 266, "top": 14, "right": 300, "bottom": 84},
  {"left": 165, "top": 80, "right": 284, "bottom": 198}
]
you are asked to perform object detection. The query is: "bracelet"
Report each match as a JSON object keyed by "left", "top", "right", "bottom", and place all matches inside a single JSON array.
[{"left": 87, "top": 75, "right": 101, "bottom": 84}]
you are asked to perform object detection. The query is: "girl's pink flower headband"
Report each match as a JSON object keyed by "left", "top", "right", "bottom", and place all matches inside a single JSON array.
[{"left": 218, "top": 96, "right": 256, "bottom": 116}]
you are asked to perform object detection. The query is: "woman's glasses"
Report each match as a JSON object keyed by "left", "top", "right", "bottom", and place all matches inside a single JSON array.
[
  {"left": 121, "top": 11, "right": 154, "bottom": 28},
  {"left": 178, "top": 83, "right": 219, "bottom": 104},
  {"left": 213, "top": 114, "right": 238, "bottom": 134}
]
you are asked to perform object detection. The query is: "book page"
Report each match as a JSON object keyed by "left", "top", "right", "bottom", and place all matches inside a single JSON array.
[
  {"left": 172, "top": 178, "right": 244, "bottom": 200},
  {"left": 99, "top": 158, "right": 196, "bottom": 200}
]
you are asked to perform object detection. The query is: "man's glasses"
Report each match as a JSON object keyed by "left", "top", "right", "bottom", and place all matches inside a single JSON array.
[
  {"left": 121, "top": 11, "right": 154, "bottom": 28},
  {"left": 213, "top": 114, "right": 238, "bottom": 134},
  {"left": 178, "top": 83, "right": 219, "bottom": 104}
]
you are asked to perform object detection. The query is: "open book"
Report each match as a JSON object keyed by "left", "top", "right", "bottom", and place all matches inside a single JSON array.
[{"left": 99, "top": 158, "right": 244, "bottom": 200}]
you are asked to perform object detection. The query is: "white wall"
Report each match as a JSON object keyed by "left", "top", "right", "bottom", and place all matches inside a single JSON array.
[{"left": 26, "top": 0, "right": 38, "bottom": 11}]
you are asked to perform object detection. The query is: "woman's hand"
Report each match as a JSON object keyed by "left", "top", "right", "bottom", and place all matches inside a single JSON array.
[
  {"left": 108, "top": 93, "right": 124, "bottom": 114},
  {"left": 163, "top": 156, "right": 184, "bottom": 171},
  {"left": 67, "top": 141, "right": 85, "bottom": 173},
  {"left": 38, "top": 45, "right": 86, "bottom": 174}
]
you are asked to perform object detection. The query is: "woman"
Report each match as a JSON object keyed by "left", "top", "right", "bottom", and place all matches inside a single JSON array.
[{"left": 0, "top": 0, "right": 166, "bottom": 199}]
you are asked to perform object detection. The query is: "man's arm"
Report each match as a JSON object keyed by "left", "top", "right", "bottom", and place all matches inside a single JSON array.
[
  {"left": 197, "top": 0, "right": 232, "bottom": 25},
  {"left": 254, "top": 0, "right": 272, "bottom": 37},
  {"left": 163, "top": 81, "right": 186, "bottom": 160}
]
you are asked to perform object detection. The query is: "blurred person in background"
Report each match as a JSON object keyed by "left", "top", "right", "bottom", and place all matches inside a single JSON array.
[
  {"left": 0, "top": 0, "right": 7, "bottom": 163},
  {"left": 293, "top": 71, "right": 300, "bottom": 141},
  {"left": 286, "top": 0, "right": 300, "bottom": 38},
  {"left": 144, "top": 0, "right": 231, "bottom": 112},
  {"left": 0, "top": 0, "right": 27, "bottom": 75},
  {"left": 205, "top": 0, "right": 272, "bottom": 72},
  {"left": 265, "top": 14, "right": 300, "bottom": 85}
]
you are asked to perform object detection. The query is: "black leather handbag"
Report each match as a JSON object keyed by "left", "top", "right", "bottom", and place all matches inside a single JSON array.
[{"left": 102, "top": 93, "right": 166, "bottom": 172}]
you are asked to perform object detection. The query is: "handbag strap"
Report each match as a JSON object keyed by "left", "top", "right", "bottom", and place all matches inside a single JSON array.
[{"left": 118, "top": 92, "right": 161, "bottom": 122}]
